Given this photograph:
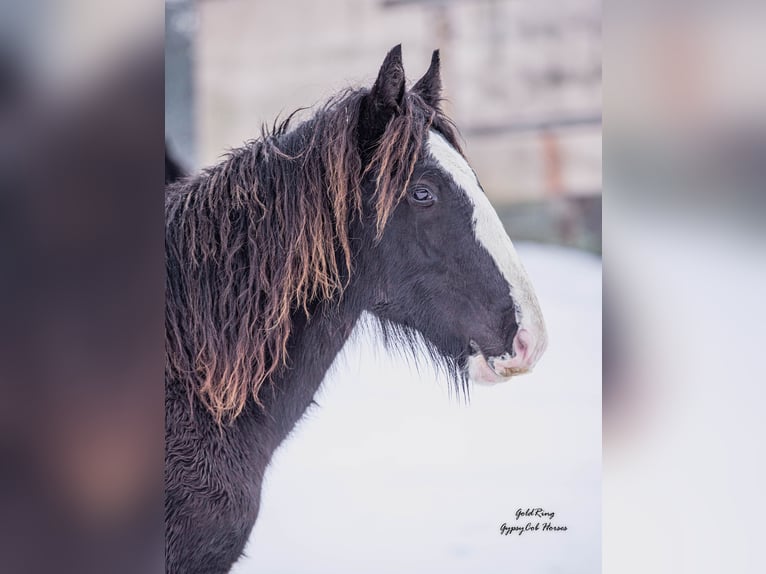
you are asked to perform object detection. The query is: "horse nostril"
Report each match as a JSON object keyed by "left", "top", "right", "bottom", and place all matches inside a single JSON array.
[{"left": 505, "top": 320, "right": 520, "bottom": 355}]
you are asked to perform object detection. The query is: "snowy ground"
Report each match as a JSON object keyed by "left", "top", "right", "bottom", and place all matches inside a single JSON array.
[{"left": 232, "top": 243, "right": 602, "bottom": 574}]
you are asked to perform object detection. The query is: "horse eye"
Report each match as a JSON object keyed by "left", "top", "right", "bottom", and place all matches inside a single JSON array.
[{"left": 411, "top": 187, "right": 434, "bottom": 204}]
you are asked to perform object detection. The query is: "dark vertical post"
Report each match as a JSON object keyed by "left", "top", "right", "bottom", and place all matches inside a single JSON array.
[{"left": 165, "top": 0, "right": 197, "bottom": 169}]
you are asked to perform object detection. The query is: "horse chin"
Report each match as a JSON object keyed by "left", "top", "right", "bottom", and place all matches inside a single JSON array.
[
  {"left": 467, "top": 353, "right": 511, "bottom": 385},
  {"left": 466, "top": 350, "right": 530, "bottom": 385}
]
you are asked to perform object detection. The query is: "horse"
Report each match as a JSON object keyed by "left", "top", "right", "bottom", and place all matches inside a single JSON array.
[{"left": 165, "top": 45, "right": 547, "bottom": 574}]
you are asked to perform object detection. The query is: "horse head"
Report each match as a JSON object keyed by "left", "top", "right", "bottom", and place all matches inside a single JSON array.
[{"left": 356, "top": 45, "right": 548, "bottom": 385}]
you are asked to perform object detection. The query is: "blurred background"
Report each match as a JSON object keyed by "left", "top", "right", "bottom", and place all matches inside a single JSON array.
[
  {"left": 1, "top": 2, "right": 164, "bottom": 574},
  {"left": 604, "top": 4, "right": 766, "bottom": 574},
  {"left": 166, "top": 1, "right": 602, "bottom": 572}
]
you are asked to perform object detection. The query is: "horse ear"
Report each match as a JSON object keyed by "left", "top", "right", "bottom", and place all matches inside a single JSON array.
[
  {"left": 412, "top": 50, "right": 441, "bottom": 109},
  {"left": 370, "top": 44, "right": 406, "bottom": 113},
  {"left": 359, "top": 45, "right": 406, "bottom": 156}
]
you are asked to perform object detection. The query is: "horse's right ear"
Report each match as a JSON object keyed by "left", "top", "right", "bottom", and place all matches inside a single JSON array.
[
  {"left": 359, "top": 45, "right": 406, "bottom": 155},
  {"left": 412, "top": 50, "right": 442, "bottom": 109}
]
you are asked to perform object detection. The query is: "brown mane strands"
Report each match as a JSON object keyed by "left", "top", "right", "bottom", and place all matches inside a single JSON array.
[{"left": 165, "top": 87, "right": 460, "bottom": 424}]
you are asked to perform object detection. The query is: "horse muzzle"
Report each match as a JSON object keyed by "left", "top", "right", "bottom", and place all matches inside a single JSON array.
[{"left": 468, "top": 328, "right": 546, "bottom": 384}]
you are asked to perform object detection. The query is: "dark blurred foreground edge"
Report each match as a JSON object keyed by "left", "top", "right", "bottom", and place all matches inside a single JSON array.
[{"left": 0, "top": 46, "right": 165, "bottom": 574}]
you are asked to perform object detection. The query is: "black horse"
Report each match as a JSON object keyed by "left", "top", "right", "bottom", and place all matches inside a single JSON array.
[{"left": 165, "top": 45, "right": 547, "bottom": 573}]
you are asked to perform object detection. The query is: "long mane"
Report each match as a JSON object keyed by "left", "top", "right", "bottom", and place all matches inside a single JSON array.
[{"left": 165, "top": 87, "right": 461, "bottom": 423}]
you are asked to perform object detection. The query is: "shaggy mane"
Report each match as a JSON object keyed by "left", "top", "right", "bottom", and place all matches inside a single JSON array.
[{"left": 165, "top": 88, "right": 461, "bottom": 423}]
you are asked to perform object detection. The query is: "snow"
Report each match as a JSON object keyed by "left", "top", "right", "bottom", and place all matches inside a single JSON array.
[{"left": 232, "top": 243, "right": 601, "bottom": 573}]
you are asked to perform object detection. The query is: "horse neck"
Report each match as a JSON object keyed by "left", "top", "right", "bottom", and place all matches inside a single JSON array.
[{"left": 249, "top": 282, "right": 366, "bottom": 451}]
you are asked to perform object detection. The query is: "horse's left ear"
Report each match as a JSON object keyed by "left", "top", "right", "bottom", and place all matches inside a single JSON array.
[
  {"left": 412, "top": 50, "right": 442, "bottom": 110},
  {"left": 358, "top": 45, "right": 406, "bottom": 158},
  {"left": 369, "top": 44, "right": 406, "bottom": 112}
]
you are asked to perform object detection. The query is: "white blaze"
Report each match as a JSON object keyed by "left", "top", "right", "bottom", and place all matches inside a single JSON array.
[{"left": 426, "top": 131, "right": 547, "bottom": 362}]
